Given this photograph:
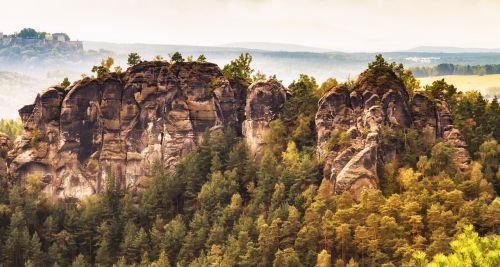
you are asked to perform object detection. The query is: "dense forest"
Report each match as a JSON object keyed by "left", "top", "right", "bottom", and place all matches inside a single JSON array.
[
  {"left": 411, "top": 63, "right": 500, "bottom": 77},
  {"left": 0, "top": 54, "right": 499, "bottom": 267}
]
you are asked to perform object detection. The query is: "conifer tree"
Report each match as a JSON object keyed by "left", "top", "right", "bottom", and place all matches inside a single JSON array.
[
  {"left": 28, "top": 232, "right": 43, "bottom": 266},
  {"left": 315, "top": 250, "right": 332, "bottom": 267},
  {"left": 4, "top": 208, "right": 30, "bottom": 267},
  {"left": 272, "top": 248, "right": 303, "bottom": 267},
  {"left": 153, "top": 250, "right": 172, "bottom": 267},
  {"left": 71, "top": 254, "right": 88, "bottom": 267}
]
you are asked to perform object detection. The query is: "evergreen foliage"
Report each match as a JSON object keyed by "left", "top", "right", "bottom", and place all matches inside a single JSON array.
[{"left": 127, "top": 53, "right": 142, "bottom": 66}]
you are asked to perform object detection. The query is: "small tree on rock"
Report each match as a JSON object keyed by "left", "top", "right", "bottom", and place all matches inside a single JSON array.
[
  {"left": 197, "top": 54, "right": 207, "bottom": 63},
  {"left": 60, "top": 77, "right": 71, "bottom": 87},
  {"left": 127, "top": 53, "right": 142, "bottom": 66},
  {"left": 92, "top": 57, "right": 114, "bottom": 78},
  {"left": 169, "top": 52, "right": 184, "bottom": 63}
]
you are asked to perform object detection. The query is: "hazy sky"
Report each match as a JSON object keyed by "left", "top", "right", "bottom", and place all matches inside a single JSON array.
[{"left": 1, "top": 0, "right": 499, "bottom": 51}]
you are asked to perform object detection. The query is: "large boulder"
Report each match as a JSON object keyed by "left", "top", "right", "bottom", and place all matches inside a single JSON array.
[
  {"left": 8, "top": 61, "right": 239, "bottom": 199},
  {"left": 242, "top": 79, "right": 287, "bottom": 160}
]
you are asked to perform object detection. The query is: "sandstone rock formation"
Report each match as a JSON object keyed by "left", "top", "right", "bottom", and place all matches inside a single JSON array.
[
  {"left": 242, "top": 79, "right": 287, "bottom": 160},
  {"left": 5, "top": 59, "right": 472, "bottom": 200},
  {"left": 316, "top": 68, "right": 471, "bottom": 198},
  {"left": 7, "top": 61, "right": 239, "bottom": 198},
  {"left": 411, "top": 93, "right": 471, "bottom": 171}
]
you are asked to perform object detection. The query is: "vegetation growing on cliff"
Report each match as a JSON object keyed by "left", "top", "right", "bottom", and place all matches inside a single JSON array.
[
  {"left": 0, "top": 55, "right": 498, "bottom": 267},
  {"left": 0, "top": 118, "right": 23, "bottom": 139},
  {"left": 127, "top": 53, "right": 142, "bottom": 67},
  {"left": 223, "top": 53, "right": 255, "bottom": 88}
]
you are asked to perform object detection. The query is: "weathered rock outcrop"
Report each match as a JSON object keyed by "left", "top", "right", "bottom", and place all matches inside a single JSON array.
[
  {"left": 316, "top": 68, "right": 471, "bottom": 198},
  {"left": 411, "top": 93, "right": 471, "bottom": 171},
  {"left": 7, "top": 61, "right": 239, "bottom": 198},
  {"left": 242, "top": 79, "right": 287, "bottom": 160},
  {"left": 5, "top": 59, "right": 472, "bottom": 200}
]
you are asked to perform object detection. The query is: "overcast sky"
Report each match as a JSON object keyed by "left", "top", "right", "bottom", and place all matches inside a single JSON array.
[{"left": 1, "top": 0, "right": 499, "bottom": 52}]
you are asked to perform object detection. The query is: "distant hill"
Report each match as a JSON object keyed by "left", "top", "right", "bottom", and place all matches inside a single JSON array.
[
  {"left": 83, "top": 41, "right": 248, "bottom": 55},
  {"left": 406, "top": 46, "right": 500, "bottom": 53},
  {"left": 221, "top": 42, "right": 333, "bottom": 53}
]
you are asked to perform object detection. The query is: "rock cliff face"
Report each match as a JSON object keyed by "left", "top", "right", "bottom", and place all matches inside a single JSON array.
[
  {"left": 316, "top": 68, "right": 471, "bottom": 198},
  {"left": 242, "top": 79, "right": 287, "bottom": 160},
  {"left": 7, "top": 61, "right": 238, "bottom": 198},
  {"left": 5, "top": 60, "right": 472, "bottom": 200},
  {"left": 411, "top": 93, "right": 471, "bottom": 171}
]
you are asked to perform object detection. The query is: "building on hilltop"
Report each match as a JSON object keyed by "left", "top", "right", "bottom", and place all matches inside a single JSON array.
[
  {"left": 52, "top": 33, "right": 69, "bottom": 42},
  {"left": 0, "top": 29, "right": 82, "bottom": 51}
]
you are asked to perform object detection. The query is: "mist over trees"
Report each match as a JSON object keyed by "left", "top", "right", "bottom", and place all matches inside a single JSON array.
[{"left": 412, "top": 63, "right": 500, "bottom": 77}]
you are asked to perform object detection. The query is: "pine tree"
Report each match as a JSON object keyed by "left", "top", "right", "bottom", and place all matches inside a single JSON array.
[
  {"left": 152, "top": 250, "right": 172, "bottom": 267},
  {"left": 169, "top": 52, "right": 184, "bottom": 63},
  {"left": 196, "top": 54, "right": 207, "bottom": 63},
  {"left": 162, "top": 215, "right": 187, "bottom": 263},
  {"left": 264, "top": 120, "right": 288, "bottom": 157},
  {"left": 346, "top": 258, "right": 359, "bottom": 267},
  {"left": 119, "top": 220, "right": 138, "bottom": 263},
  {"left": 150, "top": 215, "right": 165, "bottom": 259},
  {"left": 255, "top": 149, "right": 280, "bottom": 205},
  {"left": 320, "top": 210, "right": 336, "bottom": 253},
  {"left": 4, "top": 208, "right": 30, "bottom": 267},
  {"left": 315, "top": 250, "right": 332, "bottom": 267},
  {"left": 48, "top": 242, "right": 63, "bottom": 267},
  {"left": 28, "top": 232, "right": 43, "bottom": 266},
  {"left": 71, "top": 254, "right": 88, "bottom": 267},
  {"left": 139, "top": 251, "right": 151, "bottom": 267},
  {"left": 222, "top": 53, "right": 254, "bottom": 87},
  {"left": 258, "top": 219, "right": 280, "bottom": 266},
  {"left": 95, "top": 222, "right": 113, "bottom": 266},
  {"left": 336, "top": 223, "right": 351, "bottom": 263},
  {"left": 133, "top": 228, "right": 150, "bottom": 263},
  {"left": 279, "top": 206, "right": 301, "bottom": 249},
  {"left": 114, "top": 257, "right": 127, "bottom": 267},
  {"left": 272, "top": 248, "right": 303, "bottom": 267},
  {"left": 127, "top": 53, "right": 142, "bottom": 66}
]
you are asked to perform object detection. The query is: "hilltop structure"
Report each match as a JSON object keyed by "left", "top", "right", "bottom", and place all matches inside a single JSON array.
[{"left": 0, "top": 28, "right": 82, "bottom": 51}]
